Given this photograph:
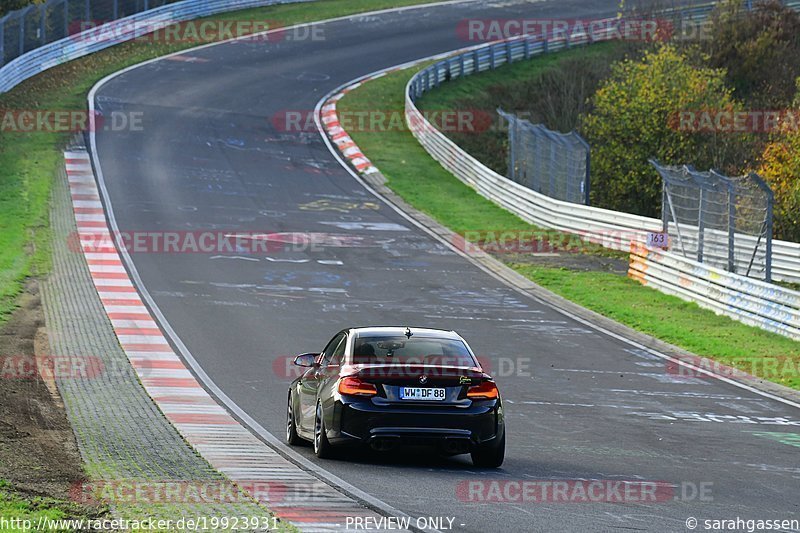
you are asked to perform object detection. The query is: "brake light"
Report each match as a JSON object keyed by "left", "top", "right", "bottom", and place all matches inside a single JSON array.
[
  {"left": 467, "top": 381, "right": 499, "bottom": 400},
  {"left": 338, "top": 376, "right": 377, "bottom": 397}
]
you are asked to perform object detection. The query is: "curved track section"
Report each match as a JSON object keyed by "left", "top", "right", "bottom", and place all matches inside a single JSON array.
[{"left": 91, "top": 1, "right": 800, "bottom": 531}]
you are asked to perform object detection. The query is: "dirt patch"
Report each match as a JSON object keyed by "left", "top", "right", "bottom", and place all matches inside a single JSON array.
[
  {"left": 0, "top": 280, "right": 100, "bottom": 512},
  {"left": 488, "top": 251, "right": 630, "bottom": 275}
]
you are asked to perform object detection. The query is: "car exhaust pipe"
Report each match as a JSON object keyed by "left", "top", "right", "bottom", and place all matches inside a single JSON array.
[
  {"left": 442, "top": 439, "right": 470, "bottom": 455},
  {"left": 370, "top": 437, "right": 399, "bottom": 452}
]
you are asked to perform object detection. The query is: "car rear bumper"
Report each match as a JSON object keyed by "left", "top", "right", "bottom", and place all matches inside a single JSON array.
[{"left": 328, "top": 397, "right": 504, "bottom": 450}]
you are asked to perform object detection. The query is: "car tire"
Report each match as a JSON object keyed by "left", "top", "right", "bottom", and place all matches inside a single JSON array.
[
  {"left": 471, "top": 431, "right": 505, "bottom": 468},
  {"left": 286, "top": 393, "right": 302, "bottom": 446},
  {"left": 314, "top": 402, "right": 335, "bottom": 459}
]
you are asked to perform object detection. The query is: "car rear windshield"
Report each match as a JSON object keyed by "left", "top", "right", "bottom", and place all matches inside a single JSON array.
[{"left": 351, "top": 336, "right": 477, "bottom": 367}]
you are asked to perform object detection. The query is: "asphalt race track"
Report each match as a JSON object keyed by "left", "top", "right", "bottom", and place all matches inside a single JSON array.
[{"left": 91, "top": 1, "right": 800, "bottom": 531}]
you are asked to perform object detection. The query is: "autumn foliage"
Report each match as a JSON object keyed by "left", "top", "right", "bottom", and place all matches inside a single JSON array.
[{"left": 580, "top": 45, "right": 740, "bottom": 217}]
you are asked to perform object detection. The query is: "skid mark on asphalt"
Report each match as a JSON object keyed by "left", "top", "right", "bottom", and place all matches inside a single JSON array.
[{"left": 551, "top": 368, "right": 710, "bottom": 385}]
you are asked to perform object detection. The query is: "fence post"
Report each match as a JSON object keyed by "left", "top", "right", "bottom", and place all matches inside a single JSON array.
[
  {"left": 508, "top": 114, "right": 516, "bottom": 182},
  {"left": 548, "top": 137, "right": 557, "bottom": 197},
  {"left": 583, "top": 145, "right": 591, "bottom": 206},
  {"left": 39, "top": 3, "right": 46, "bottom": 46},
  {"left": 765, "top": 193, "right": 773, "bottom": 282},
  {"left": 489, "top": 46, "right": 495, "bottom": 69},
  {"left": 458, "top": 53, "right": 465, "bottom": 77},
  {"left": 697, "top": 188, "right": 706, "bottom": 263},
  {"left": 761, "top": 175, "right": 775, "bottom": 282},
  {"left": 505, "top": 41, "right": 512, "bottom": 64},
  {"left": 543, "top": 38, "right": 548, "bottom": 54},
  {"left": 0, "top": 18, "right": 5, "bottom": 67},
  {"left": 472, "top": 49, "right": 479, "bottom": 73},
  {"left": 144, "top": 0, "right": 149, "bottom": 10},
  {"left": 523, "top": 38, "right": 530, "bottom": 59},
  {"left": 18, "top": 10, "right": 25, "bottom": 56},
  {"left": 727, "top": 185, "right": 736, "bottom": 273},
  {"left": 113, "top": 0, "right": 118, "bottom": 20}
]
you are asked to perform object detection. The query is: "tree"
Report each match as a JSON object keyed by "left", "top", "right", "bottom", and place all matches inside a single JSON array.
[
  {"left": 580, "top": 44, "right": 743, "bottom": 217},
  {"left": 702, "top": 0, "right": 800, "bottom": 109},
  {"left": 758, "top": 79, "right": 800, "bottom": 242},
  {"left": 0, "top": 0, "right": 42, "bottom": 17}
]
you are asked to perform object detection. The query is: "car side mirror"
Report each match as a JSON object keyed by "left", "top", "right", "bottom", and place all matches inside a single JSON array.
[{"left": 293, "top": 353, "right": 319, "bottom": 368}]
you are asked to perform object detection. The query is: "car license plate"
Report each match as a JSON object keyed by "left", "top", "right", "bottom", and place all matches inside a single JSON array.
[{"left": 400, "top": 387, "right": 446, "bottom": 401}]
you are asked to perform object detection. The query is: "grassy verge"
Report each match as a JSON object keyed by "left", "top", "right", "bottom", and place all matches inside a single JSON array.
[
  {"left": 0, "top": 480, "right": 102, "bottom": 532},
  {"left": 0, "top": 0, "right": 442, "bottom": 326},
  {"left": 336, "top": 55, "right": 800, "bottom": 391}
]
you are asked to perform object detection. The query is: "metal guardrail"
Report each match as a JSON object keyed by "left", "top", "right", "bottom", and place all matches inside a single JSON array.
[
  {"left": 629, "top": 242, "right": 800, "bottom": 341},
  {"left": 407, "top": 22, "right": 664, "bottom": 251},
  {"left": 405, "top": 15, "right": 800, "bottom": 285},
  {"left": 0, "top": 0, "right": 313, "bottom": 93}
]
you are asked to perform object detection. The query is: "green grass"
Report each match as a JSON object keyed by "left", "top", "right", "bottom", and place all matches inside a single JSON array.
[
  {"left": 0, "top": 0, "right": 443, "bottom": 326},
  {"left": 0, "top": 479, "right": 100, "bottom": 532},
  {"left": 414, "top": 41, "right": 622, "bottom": 110},
  {"left": 336, "top": 54, "right": 800, "bottom": 390}
]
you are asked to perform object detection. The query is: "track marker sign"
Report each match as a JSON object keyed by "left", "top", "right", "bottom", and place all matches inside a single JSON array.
[{"left": 647, "top": 232, "right": 670, "bottom": 250}]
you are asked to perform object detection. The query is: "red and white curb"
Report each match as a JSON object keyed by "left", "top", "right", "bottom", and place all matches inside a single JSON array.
[
  {"left": 64, "top": 149, "right": 410, "bottom": 532},
  {"left": 320, "top": 69, "right": 406, "bottom": 177}
]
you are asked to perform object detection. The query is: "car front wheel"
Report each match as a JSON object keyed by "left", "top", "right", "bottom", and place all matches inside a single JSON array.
[{"left": 286, "top": 393, "right": 302, "bottom": 446}]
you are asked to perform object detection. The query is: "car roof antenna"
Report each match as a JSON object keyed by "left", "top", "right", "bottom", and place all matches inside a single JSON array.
[{"left": 405, "top": 327, "right": 413, "bottom": 339}]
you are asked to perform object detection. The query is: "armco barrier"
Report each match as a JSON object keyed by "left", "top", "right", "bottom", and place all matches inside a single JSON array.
[
  {"left": 629, "top": 242, "right": 800, "bottom": 341},
  {"left": 0, "top": 0, "right": 313, "bottom": 93},
  {"left": 406, "top": 25, "right": 662, "bottom": 252},
  {"left": 404, "top": 19, "right": 800, "bottom": 284}
]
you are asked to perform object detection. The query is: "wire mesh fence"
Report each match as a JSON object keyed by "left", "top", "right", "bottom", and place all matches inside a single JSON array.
[
  {"left": 651, "top": 160, "right": 774, "bottom": 281},
  {"left": 0, "top": 0, "right": 181, "bottom": 67},
  {"left": 498, "top": 109, "right": 590, "bottom": 205}
]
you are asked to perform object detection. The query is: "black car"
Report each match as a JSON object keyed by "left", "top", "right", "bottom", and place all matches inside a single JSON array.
[{"left": 286, "top": 326, "right": 505, "bottom": 467}]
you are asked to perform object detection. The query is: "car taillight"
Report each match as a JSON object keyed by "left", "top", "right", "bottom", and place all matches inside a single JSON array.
[
  {"left": 338, "top": 376, "right": 377, "bottom": 397},
  {"left": 467, "top": 381, "right": 499, "bottom": 400}
]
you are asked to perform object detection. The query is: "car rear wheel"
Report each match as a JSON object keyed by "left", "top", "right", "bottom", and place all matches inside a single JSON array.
[
  {"left": 471, "top": 431, "right": 505, "bottom": 468},
  {"left": 286, "top": 394, "right": 302, "bottom": 446},
  {"left": 313, "top": 402, "right": 335, "bottom": 459}
]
